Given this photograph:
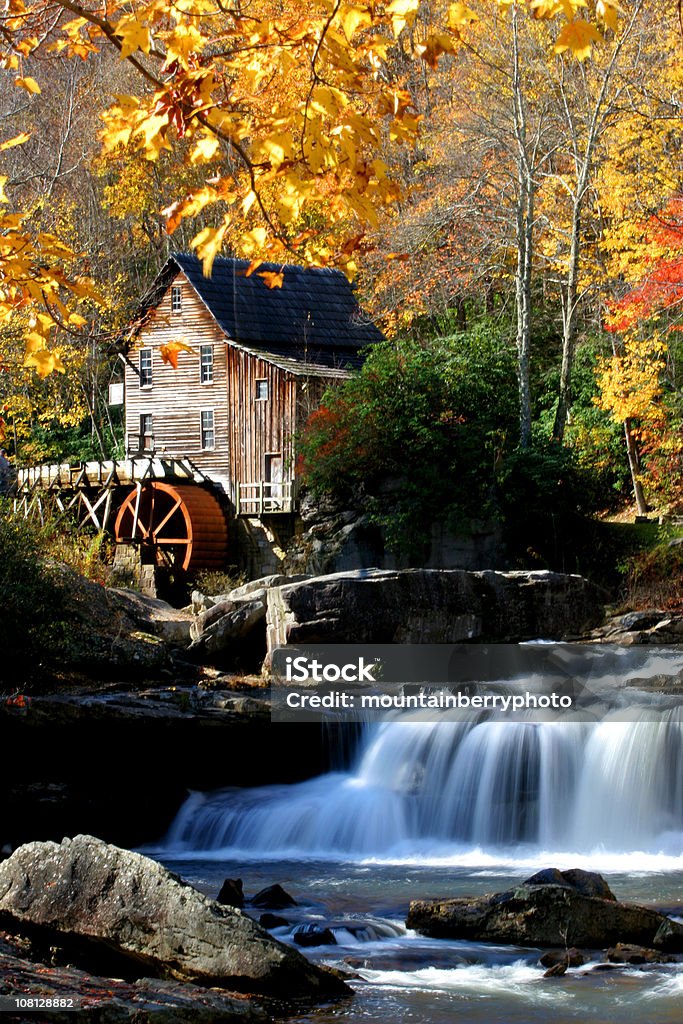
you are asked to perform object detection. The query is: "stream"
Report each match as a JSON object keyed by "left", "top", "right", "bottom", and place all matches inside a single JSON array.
[{"left": 146, "top": 646, "right": 683, "bottom": 1023}]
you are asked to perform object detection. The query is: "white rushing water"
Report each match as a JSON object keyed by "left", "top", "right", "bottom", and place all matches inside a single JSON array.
[{"left": 164, "top": 704, "right": 683, "bottom": 862}]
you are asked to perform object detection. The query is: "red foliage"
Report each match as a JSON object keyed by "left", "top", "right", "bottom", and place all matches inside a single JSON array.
[{"left": 608, "top": 197, "right": 683, "bottom": 332}]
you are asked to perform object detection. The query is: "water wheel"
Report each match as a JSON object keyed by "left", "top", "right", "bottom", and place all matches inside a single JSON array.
[{"left": 114, "top": 482, "right": 228, "bottom": 571}]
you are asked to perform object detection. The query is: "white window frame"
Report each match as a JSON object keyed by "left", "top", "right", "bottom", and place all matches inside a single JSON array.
[
  {"left": 139, "top": 347, "right": 153, "bottom": 388},
  {"left": 255, "top": 378, "right": 269, "bottom": 401},
  {"left": 200, "top": 408, "right": 215, "bottom": 450},
  {"left": 200, "top": 344, "right": 214, "bottom": 384},
  {"left": 171, "top": 285, "right": 182, "bottom": 314}
]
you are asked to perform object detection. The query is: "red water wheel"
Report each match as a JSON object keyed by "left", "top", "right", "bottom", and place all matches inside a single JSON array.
[{"left": 114, "top": 482, "right": 228, "bottom": 572}]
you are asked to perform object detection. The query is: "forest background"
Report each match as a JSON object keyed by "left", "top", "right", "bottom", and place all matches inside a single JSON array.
[{"left": 1, "top": 0, "right": 682, "bottom": 608}]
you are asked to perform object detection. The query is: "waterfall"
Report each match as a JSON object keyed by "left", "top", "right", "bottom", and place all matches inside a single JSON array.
[{"left": 165, "top": 705, "right": 683, "bottom": 859}]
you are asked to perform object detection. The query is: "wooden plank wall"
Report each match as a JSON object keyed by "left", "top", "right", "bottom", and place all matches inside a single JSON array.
[
  {"left": 125, "top": 273, "right": 231, "bottom": 493},
  {"left": 226, "top": 346, "right": 297, "bottom": 499}
]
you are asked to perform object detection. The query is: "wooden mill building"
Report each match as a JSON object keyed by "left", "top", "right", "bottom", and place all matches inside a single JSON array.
[{"left": 117, "top": 253, "right": 382, "bottom": 575}]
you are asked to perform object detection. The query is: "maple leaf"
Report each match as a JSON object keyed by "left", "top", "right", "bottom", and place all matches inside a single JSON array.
[
  {"left": 417, "top": 33, "right": 458, "bottom": 69},
  {"left": 448, "top": 3, "right": 478, "bottom": 28},
  {"left": 159, "top": 340, "right": 197, "bottom": 368},
  {"left": 192, "top": 223, "right": 228, "bottom": 275},
  {"left": 258, "top": 270, "right": 284, "bottom": 289},
  {"left": 553, "top": 20, "right": 602, "bottom": 61},
  {"left": 24, "top": 348, "right": 65, "bottom": 377},
  {"left": 386, "top": 0, "right": 420, "bottom": 38},
  {"left": 339, "top": 4, "right": 373, "bottom": 42},
  {"left": 115, "top": 16, "right": 151, "bottom": 60},
  {"left": 190, "top": 135, "right": 220, "bottom": 163},
  {"left": 14, "top": 76, "right": 41, "bottom": 94},
  {"left": 596, "top": 0, "right": 621, "bottom": 33}
]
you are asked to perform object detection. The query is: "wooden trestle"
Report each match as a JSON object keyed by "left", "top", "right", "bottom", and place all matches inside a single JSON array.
[{"left": 13, "top": 457, "right": 229, "bottom": 571}]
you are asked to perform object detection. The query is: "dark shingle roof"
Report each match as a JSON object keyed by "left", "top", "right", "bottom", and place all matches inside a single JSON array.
[{"left": 154, "top": 253, "right": 383, "bottom": 370}]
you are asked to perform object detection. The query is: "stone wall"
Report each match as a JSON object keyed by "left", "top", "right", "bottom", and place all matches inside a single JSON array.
[
  {"left": 111, "top": 543, "right": 157, "bottom": 597},
  {"left": 234, "top": 516, "right": 299, "bottom": 578}
]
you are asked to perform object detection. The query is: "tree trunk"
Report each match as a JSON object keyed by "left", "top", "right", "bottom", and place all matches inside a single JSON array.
[
  {"left": 624, "top": 417, "right": 648, "bottom": 514},
  {"left": 553, "top": 199, "right": 581, "bottom": 443},
  {"left": 512, "top": 3, "right": 533, "bottom": 449}
]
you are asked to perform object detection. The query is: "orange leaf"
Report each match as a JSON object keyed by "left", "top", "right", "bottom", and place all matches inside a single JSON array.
[
  {"left": 258, "top": 270, "right": 284, "bottom": 289},
  {"left": 160, "top": 340, "right": 197, "bottom": 368}
]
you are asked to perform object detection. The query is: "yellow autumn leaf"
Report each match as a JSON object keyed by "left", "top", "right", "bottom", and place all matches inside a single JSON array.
[
  {"left": 24, "top": 332, "right": 48, "bottom": 353},
  {"left": 596, "top": 0, "right": 620, "bottom": 32},
  {"left": 258, "top": 133, "right": 294, "bottom": 168},
  {"left": 448, "top": 2, "right": 478, "bottom": 28},
  {"left": 386, "top": 0, "right": 420, "bottom": 37},
  {"left": 190, "top": 135, "right": 220, "bottom": 163},
  {"left": 137, "top": 113, "right": 171, "bottom": 160},
  {"left": 162, "top": 24, "right": 204, "bottom": 66},
  {"left": 339, "top": 4, "right": 372, "bottom": 41},
  {"left": 192, "top": 223, "right": 228, "bottom": 276},
  {"left": 0, "top": 132, "right": 31, "bottom": 151},
  {"left": 24, "top": 348, "right": 65, "bottom": 377},
  {"left": 531, "top": 0, "right": 586, "bottom": 16},
  {"left": 240, "top": 225, "right": 268, "bottom": 257},
  {"left": 310, "top": 86, "right": 348, "bottom": 118},
  {"left": 14, "top": 76, "right": 41, "bottom": 94},
  {"left": 258, "top": 270, "right": 284, "bottom": 289},
  {"left": 116, "top": 16, "right": 151, "bottom": 60},
  {"left": 0, "top": 177, "right": 6, "bottom": 204},
  {"left": 553, "top": 19, "right": 602, "bottom": 61}
]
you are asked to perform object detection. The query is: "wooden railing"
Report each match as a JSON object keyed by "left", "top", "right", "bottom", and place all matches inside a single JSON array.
[
  {"left": 237, "top": 480, "right": 294, "bottom": 515},
  {"left": 127, "top": 432, "right": 154, "bottom": 456}
]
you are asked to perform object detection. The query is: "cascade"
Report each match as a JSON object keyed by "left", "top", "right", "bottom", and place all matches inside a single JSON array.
[
  {"left": 166, "top": 708, "right": 683, "bottom": 858},
  {"left": 165, "top": 649, "right": 683, "bottom": 860}
]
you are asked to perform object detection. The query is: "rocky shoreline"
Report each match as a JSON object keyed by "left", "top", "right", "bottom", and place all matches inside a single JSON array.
[
  {"left": 0, "top": 836, "right": 349, "bottom": 1022},
  {"left": 1, "top": 840, "right": 681, "bottom": 1022}
]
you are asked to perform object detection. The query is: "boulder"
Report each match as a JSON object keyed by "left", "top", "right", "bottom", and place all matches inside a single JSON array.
[
  {"left": 590, "top": 609, "right": 683, "bottom": 645},
  {"left": 251, "top": 884, "right": 298, "bottom": 910},
  {"left": 0, "top": 836, "right": 347, "bottom": 999},
  {"left": 228, "top": 575, "right": 311, "bottom": 601},
  {"left": 406, "top": 872, "right": 682, "bottom": 950},
  {"left": 265, "top": 568, "right": 605, "bottom": 651},
  {"left": 108, "top": 588, "right": 194, "bottom": 645},
  {"left": 606, "top": 943, "right": 676, "bottom": 964},
  {"left": 525, "top": 868, "right": 616, "bottom": 901},
  {"left": 543, "top": 961, "right": 567, "bottom": 978},
  {"left": 293, "top": 924, "right": 336, "bottom": 947},
  {"left": 539, "top": 948, "right": 588, "bottom": 969},
  {"left": 653, "top": 917, "right": 683, "bottom": 953},
  {"left": 189, "top": 599, "right": 266, "bottom": 659},
  {"left": 217, "top": 878, "right": 244, "bottom": 908},
  {"left": 259, "top": 914, "right": 289, "bottom": 930}
]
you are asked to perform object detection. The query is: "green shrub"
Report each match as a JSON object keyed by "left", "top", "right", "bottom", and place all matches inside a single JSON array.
[
  {"left": 0, "top": 509, "right": 68, "bottom": 681},
  {"left": 298, "top": 334, "right": 518, "bottom": 553}
]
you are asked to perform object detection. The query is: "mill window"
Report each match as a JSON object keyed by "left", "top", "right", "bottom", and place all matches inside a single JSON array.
[
  {"left": 201, "top": 409, "right": 215, "bottom": 450},
  {"left": 200, "top": 345, "right": 214, "bottom": 384},
  {"left": 139, "top": 348, "right": 153, "bottom": 388}
]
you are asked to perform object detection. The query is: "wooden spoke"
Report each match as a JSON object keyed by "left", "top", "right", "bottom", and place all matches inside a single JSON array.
[{"left": 114, "top": 482, "right": 228, "bottom": 572}]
